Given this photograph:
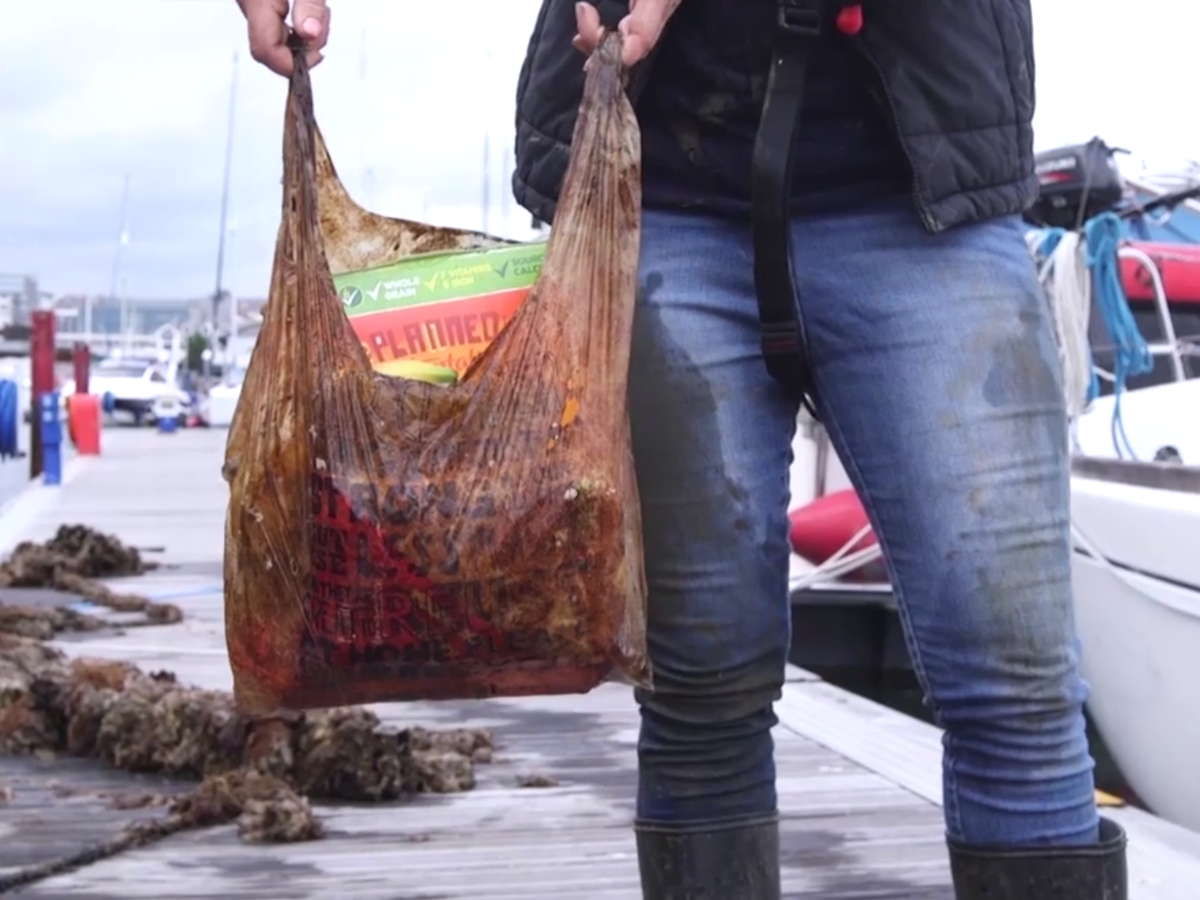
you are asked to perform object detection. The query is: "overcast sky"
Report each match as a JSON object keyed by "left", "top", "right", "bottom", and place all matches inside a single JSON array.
[{"left": 1, "top": 0, "right": 1197, "bottom": 300}]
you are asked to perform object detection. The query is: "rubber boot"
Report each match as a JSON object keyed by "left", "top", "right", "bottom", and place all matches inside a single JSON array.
[
  {"left": 948, "top": 817, "right": 1127, "bottom": 899},
  {"left": 635, "top": 816, "right": 781, "bottom": 899}
]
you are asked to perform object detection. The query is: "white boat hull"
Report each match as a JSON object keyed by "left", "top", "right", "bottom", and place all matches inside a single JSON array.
[
  {"left": 1070, "top": 377, "right": 1200, "bottom": 831},
  {"left": 1071, "top": 470, "right": 1200, "bottom": 831}
]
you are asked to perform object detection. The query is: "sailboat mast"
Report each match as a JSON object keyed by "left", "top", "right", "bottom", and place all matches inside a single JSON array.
[
  {"left": 482, "top": 131, "right": 491, "bottom": 233},
  {"left": 105, "top": 172, "right": 131, "bottom": 340},
  {"left": 212, "top": 51, "right": 239, "bottom": 331},
  {"left": 482, "top": 49, "right": 495, "bottom": 233},
  {"left": 360, "top": 27, "right": 369, "bottom": 200},
  {"left": 501, "top": 144, "right": 512, "bottom": 236}
]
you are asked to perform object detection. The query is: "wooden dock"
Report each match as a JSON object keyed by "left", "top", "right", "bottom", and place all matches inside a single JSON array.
[{"left": 2, "top": 427, "right": 1199, "bottom": 899}]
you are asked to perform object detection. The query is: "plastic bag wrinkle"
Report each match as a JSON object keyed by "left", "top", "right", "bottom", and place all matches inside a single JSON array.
[{"left": 223, "top": 33, "right": 649, "bottom": 714}]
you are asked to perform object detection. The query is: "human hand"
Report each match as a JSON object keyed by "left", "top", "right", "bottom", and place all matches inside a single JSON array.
[
  {"left": 572, "top": 0, "right": 682, "bottom": 67},
  {"left": 238, "top": 0, "right": 330, "bottom": 76}
]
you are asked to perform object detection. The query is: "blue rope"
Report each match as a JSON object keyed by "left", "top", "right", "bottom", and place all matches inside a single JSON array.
[
  {"left": 1083, "top": 212, "right": 1154, "bottom": 458},
  {"left": 1036, "top": 226, "right": 1067, "bottom": 258},
  {"left": 0, "top": 379, "right": 19, "bottom": 460}
]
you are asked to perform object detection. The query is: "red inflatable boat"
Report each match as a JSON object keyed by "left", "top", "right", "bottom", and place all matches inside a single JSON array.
[
  {"left": 788, "top": 489, "right": 887, "bottom": 584},
  {"left": 1119, "top": 241, "right": 1200, "bottom": 304}
]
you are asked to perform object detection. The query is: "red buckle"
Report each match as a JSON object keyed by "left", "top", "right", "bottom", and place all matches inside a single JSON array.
[{"left": 836, "top": 4, "right": 864, "bottom": 35}]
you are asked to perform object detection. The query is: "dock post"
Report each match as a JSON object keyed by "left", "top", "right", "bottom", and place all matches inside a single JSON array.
[
  {"left": 73, "top": 342, "right": 90, "bottom": 395},
  {"left": 67, "top": 342, "right": 102, "bottom": 456},
  {"left": 28, "top": 310, "right": 56, "bottom": 480},
  {"left": 39, "top": 391, "right": 62, "bottom": 485}
]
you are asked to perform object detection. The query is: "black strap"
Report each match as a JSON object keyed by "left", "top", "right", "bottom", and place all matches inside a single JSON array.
[{"left": 752, "top": 0, "right": 824, "bottom": 411}]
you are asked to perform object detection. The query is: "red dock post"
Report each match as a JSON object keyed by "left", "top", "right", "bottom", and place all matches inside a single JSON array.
[
  {"left": 72, "top": 342, "right": 90, "bottom": 395},
  {"left": 28, "top": 310, "right": 56, "bottom": 479},
  {"left": 67, "top": 340, "right": 102, "bottom": 455}
]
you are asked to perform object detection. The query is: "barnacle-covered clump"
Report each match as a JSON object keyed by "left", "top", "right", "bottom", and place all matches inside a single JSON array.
[
  {"left": 0, "top": 524, "right": 181, "bottom": 638},
  {"left": 0, "top": 637, "right": 493, "bottom": 843},
  {"left": 0, "top": 526, "right": 495, "bottom": 891}
]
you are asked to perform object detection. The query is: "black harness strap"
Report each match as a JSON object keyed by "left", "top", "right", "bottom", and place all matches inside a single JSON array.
[{"left": 751, "top": 0, "right": 825, "bottom": 410}]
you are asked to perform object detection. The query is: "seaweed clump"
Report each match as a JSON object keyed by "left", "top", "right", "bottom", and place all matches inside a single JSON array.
[
  {"left": 0, "top": 524, "right": 182, "bottom": 639},
  {"left": 0, "top": 526, "right": 495, "bottom": 892},
  {"left": 0, "top": 637, "right": 493, "bottom": 827}
]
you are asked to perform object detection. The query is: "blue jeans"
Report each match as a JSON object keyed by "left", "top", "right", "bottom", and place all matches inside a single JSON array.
[{"left": 629, "top": 199, "right": 1099, "bottom": 847}]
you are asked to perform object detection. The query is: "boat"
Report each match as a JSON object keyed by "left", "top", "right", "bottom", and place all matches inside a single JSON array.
[
  {"left": 786, "top": 138, "right": 1200, "bottom": 831},
  {"left": 58, "top": 325, "right": 192, "bottom": 426},
  {"left": 999, "top": 142, "right": 1200, "bottom": 829},
  {"left": 1069, "top": 380, "right": 1200, "bottom": 828}
]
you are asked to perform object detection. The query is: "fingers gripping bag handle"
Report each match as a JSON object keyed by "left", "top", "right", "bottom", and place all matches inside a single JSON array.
[{"left": 222, "top": 31, "right": 651, "bottom": 714}]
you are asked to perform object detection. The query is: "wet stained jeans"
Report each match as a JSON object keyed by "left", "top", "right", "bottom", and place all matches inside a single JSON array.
[{"left": 629, "top": 199, "right": 1100, "bottom": 847}]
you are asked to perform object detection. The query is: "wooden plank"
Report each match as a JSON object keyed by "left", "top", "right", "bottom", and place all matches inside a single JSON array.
[
  {"left": 0, "top": 756, "right": 191, "bottom": 878},
  {"left": 774, "top": 670, "right": 1200, "bottom": 900}
]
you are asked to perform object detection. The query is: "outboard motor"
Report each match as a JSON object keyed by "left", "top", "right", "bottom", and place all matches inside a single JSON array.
[{"left": 1023, "top": 137, "right": 1127, "bottom": 229}]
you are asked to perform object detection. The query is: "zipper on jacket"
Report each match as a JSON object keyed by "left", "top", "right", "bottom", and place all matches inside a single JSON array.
[{"left": 850, "top": 40, "right": 941, "bottom": 233}]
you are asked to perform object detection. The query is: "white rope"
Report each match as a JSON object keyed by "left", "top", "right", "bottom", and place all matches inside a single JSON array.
[
  {"left": 788, "top": 523, "right": 883, "bottom": 590},
  {"left": 1034, "top": 230, "right": 1096, "bottom": 421},
  {"left": 788, "top": 517, "right": 1176, "bottom": 615}
]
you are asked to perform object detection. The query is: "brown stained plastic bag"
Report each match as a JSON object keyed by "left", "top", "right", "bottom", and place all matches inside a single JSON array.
[{"left": 223, "top": 34, "right": 650, "bottom": 714}]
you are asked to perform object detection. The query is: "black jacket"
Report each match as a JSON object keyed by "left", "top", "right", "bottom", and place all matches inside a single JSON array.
[{"left": 512, "top": 0, "right": 1036, "bottom": 233}]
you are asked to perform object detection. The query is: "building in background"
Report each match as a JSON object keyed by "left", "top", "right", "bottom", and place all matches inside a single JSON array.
[
  {"left": 0, "top": 275, "right": 47, "bottom": 329},
  {"left": 49, "top": 294, "right": 203, "bottom": 335}
]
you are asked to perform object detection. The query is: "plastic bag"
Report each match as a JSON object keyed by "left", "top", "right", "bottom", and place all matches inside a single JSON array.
[{"left": 223, "top": 34, "right": 650, "bottom": 714}]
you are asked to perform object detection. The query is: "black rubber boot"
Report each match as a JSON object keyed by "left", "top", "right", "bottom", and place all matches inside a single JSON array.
[
  {"left": 948, "top": 817, "right": 1127, "bottom": 899},
  {"left": 635, "top": 816, "right": 781, "bottom": 899}
]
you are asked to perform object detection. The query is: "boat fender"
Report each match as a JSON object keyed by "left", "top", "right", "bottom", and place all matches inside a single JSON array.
[
  {"left": 0, "top": 379, "right": 19, "bottom": 459},
  {"left": 1153, "top": 445, "right": 1184, "bottom": 464}
]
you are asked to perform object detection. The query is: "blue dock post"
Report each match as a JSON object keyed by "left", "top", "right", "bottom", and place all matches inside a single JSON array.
[{"left": 39, "top": 390, "right": 62, "bottom": 486}]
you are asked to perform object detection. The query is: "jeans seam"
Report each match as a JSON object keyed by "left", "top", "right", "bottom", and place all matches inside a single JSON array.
[{"left": 809, "top": 398, "right": 966, "bottom": 840}]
